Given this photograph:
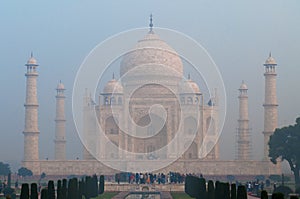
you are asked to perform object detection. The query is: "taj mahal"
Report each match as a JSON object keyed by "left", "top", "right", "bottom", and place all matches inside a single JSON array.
[{"left": 21, "top": 20, "right": 281, "bottom": 176}]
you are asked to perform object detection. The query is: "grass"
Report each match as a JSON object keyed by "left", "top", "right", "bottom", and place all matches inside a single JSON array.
[{"left": 171, "top": 192, "right": 194, "bottom": 199}]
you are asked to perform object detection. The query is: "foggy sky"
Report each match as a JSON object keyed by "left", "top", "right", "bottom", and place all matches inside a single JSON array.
[{"left": 0, "top": 0, "right": 300, "bottom": 172}]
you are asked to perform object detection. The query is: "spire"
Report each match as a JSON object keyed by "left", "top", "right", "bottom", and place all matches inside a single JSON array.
[
  {"left": 269, "top": 51, "right": 272, "bottom": 58},
  {"left": 188, "top": 73, "right": 191, "bottom": 80},
  {"left": 149, "top": 14, "right": 153, "bottom": 32},
  {"left": 31, "top": 51, "right": 33, "bottom": 58},
  {"left": 112, "top": 72, "right": 115, "bottom": 79}
]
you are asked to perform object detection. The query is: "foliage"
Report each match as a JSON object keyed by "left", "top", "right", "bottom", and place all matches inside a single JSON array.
[
  {"left": 30, "top": 183, "right": 38, "bottom": 199},
  {"left": 18, "top": 168, "right": 33, "bottom": 177},
  {"left": 224, "top": 182, "right": 230, "bottom": 199},
  {"left": 260, "top": 190, "right": 268, "bottom": 199},
  {"left": 273, "top": 185, "right": 293, "bottom": 198},
  {"left": 3, "top": 187, "right": 15, "bottom": 197},
  {"left": 215, "top": 181, "right": 221, "bottom": 199},
  {"left": 40, "top": 172, "right": 46, "bottom": 179},
  {"left": 92, "top": 174, "right": 99, "bottom": 197},
  {"left": 78, "top": 179, "right": 84, "bottom": 199},
  {"left": 41, "top": 188, "right": 48, "bottom": 199},
  {"left": 20, "top": 183, "right": 29, "bottom": 199},
  {"left": 57, "top": 180, "right": 62, "bottom": 199},
  {"left": 0, "top": 162, "right": 11, "bottom": 176},
  {"left": 271, "top": 192, "right": 284, "bottom": 199},
  {"left": 62, "top": 179, "right": 68, "bottom": 199},
  {"left": 207, "top": 180, "right": 214, "bottom": 199},
  {"left": 99, "top": 175, "right": 104, "bottom": 195},
  {"left": 230, "top": 183, "right": 237, "bottom": 199},
  {"left": 185, "top": 175, "right": 201, "bottom": 198},
  {"left": 236, "top": 185, "right": 247, "bottom": 199},
  {"left": 199, "top": 177, "right": 207, "bottom": 199},
  {"left": 67, "top": 178, "right": 78, "bottom": 199},
  {"left": 47, "top": 180, "right": 55, "bottom": 199},
  {"left": 269, "top": 117, "right": 300, "bottom": 186}
]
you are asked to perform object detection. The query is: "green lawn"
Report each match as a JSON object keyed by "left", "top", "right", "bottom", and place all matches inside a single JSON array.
[{"left": 171, "top": 192, "right": 194, "bottom": 199}]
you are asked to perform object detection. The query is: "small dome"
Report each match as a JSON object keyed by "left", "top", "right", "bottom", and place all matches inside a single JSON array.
[
  {"left": 180, "top": 78, "right": 201, "bottom": 94},
  {"left": 26, "top": 53, "right": 38, "bottom": 66},
  {"left": 103, "top": 78, "right": 123, "bottom": 94},
  {"left": 264, "top": 53, "right": 277, "bottom": 65},
  {"left": 239, "top": 81, "right": 248, "bottom": 90},
  {"left": 57, "top": 82, "right": 65, "bottom": 90}
]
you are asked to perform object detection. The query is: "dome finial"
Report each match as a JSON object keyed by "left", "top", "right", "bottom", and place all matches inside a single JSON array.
[
  {"left": 31, "top": 51, "right": 33, "bottom": 58},
  {"left": 188, "top": 73, "right": 191, "bottom": 80},
  {"left": 112, "top": 72, "right": 115, "bottom": 79},
  {"left": 269, "top": 51, "right": 272, "bottom": 58},
  {"left": 149, "top": 14, "right": 153, "bottom": 32}
]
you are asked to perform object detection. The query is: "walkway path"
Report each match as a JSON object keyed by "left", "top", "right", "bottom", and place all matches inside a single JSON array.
[{"left": 248, "top": 194, "right": 259, "bottom": 199}]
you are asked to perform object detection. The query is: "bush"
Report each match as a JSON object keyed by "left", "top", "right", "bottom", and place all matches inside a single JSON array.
[
  {"left": 185, "top": 175, "right": 201, "bottom": 198},
  {"left": 295, "top": 186, "right": 300, "bottom": 194},
  {"left": 41, "top": 188, "right": 48, "bottom": 199},
  {"left": 47, "top": 180, "right": 55, "bottom": 199},
  {"left": 260, "top": 190, "right": 268, "bottom": 199},
  {"left": 62, "top": 179, "right": 67, "bottom": 199},
  {"left": 68, "top": 178, "right": 78, "bottom": 199},
  {"left": 3, "top": 187, "right": 14, "bottom": 197},
  {"left": 18, "top": 168, "right": 33, "bottom": 177},
  {"left": 271, "top": 192, "right": 284, "bottom": 199},
  {"left": 20, "top": 184, "right": 29, "bottom": 199},
  {"left": 57, "top": 180, "right": 62, "bottom": 199},
  {"left": 30, "top": 183, "right": 38, "bottom": 199},
  {"left": 207, "top": 180, "right": 214, "bottom": 199},
  {"left": 231, "top": 183, "right": 237, "bottom": 199},
  {"left": 273, "top": 185, "right": 293, "bottom": 198},
  {"left": 99, "top": 175, "right": 104, "bottom": 195},
  {"left": 237, "top": 185, "right": 247, "bottom": 199}
]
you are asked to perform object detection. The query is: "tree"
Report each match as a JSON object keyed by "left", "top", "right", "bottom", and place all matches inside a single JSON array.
[
  {"left": 40, "top": 172, "right": 46, "bottom": 179},
  {"left": 20, "top": 183, "right": 30, "bottom": 199},
  {"left": 47, "top": 180, "right": 55, "bottom": 199},
  {"left": 57, "top": 180, "right": 62, "bottom": 199},
  {"left": 185, "top": 175, "right": 201, "bottom": 198},
  {"left": 62, "top": 179, "right": 68, "bottom": 199},
  {"left": 18, "top": 168, "right": 33, "bottom": 177},
  {"left": 269, "top": 117, "right": 300, "bottom": 187},
  {"left": 0, "top": 162, "right": 11, "bottom": 176},
  {"left": 260, "top": 190, "right": 268, "bottom": 199},
  {"left": 237, "top": 185, "right": 247, "bottom": 199},
  {"left": 30, "top": 183, "right": 38, "bottom": 199},
  {"left": 207, "top": 180, "right": 215, "bottom": 199},
  {"left": 41, "top": 188, "right": 48, "bottom": 199},
  {"left": 67, "top": 178, "right": 78, "bottom": 199},
  {"left": 99, "top": 175, "right": 104, "bottom": 195},
  {"left": 230, "top": 183, "right": 237, "bottom": 199}
]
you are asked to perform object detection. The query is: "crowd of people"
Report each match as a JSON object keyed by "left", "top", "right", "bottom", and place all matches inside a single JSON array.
[{"left": 115, "top": 172, "right": 189, "bottom": 184}]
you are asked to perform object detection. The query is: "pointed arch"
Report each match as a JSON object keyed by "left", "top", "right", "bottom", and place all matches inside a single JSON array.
[{"left": 105, "top": 116, "right": 119, "bottom": 134}]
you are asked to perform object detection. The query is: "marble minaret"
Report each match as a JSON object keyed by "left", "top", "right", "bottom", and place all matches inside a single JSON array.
[
  {"left": 23, "top": 53, "right": 39, "bottom": 161},
  {"left": 237, "top": 81, "right": 251, "bottom": 160},
  {"left": 263, "top": 53, "right": 278, "bottom": 160},
  {"left": 54, "top": 81, "right": 66, "bottom": 160}
]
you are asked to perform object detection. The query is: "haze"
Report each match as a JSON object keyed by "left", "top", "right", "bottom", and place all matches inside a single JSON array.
[{"left": 0, "top": 0, "right": 299, "bottom": 171}]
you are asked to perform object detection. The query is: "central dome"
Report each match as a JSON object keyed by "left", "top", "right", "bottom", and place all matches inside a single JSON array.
[{"left": 120, "top": 31, "right": 183, "bottom": 80}]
